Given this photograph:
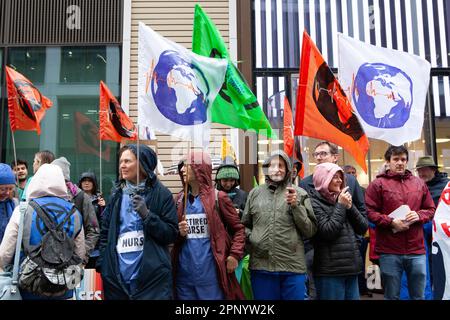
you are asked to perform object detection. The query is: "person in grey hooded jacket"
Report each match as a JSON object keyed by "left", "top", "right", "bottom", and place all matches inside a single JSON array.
[
  {"left": 242, "top": 150, "right": 317, "bottom": 300},
  {"left": 52, "top": 157, "right": 99, "bottom": 264}
]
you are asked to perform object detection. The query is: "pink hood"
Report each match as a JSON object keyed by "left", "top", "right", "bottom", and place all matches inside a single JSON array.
[{"left": 313, "top": 163, "right": 345, "bottom": 203}]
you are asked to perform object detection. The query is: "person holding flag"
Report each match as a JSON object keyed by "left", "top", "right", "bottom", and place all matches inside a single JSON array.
[
  {"left": 172, "top": 151, "right": 245, "bottom": 300},
  {"left": 242, "top": 150, "right": 317, "bottom": 300},
  {"left": 96, "top": 144, "right": 178, "bottom": 299}
]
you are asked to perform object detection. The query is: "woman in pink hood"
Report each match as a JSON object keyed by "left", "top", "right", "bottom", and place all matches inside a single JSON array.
[{"left": 311, "top": 163, "right": 368, "bottom": 300}]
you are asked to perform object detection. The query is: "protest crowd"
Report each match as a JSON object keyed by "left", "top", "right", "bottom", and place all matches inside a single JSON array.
[{"left": 0, "top": 4, "right": 448, "bottom": 302}]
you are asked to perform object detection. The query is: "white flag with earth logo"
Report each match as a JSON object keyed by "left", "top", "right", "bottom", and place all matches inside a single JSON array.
[
  {"left": 138, "top": 22, "right": 227, "bottom": 148},
  {"left": 338, "top": 33, "right": 431, "bottom": 146}
]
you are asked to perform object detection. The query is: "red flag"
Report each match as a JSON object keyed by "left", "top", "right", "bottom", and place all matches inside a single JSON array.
[
  {"left": 284, "top": 97, "right": 305, "bottom": 179},
  {"left": 294, "top": 31, "right": 369, "bottom": 172},
  {"left": 99, "top": 81, "right": 137, "bottom": 142},
  {"left": 5, "top": 66, "right": 52, "bottom": 135},
  {"left": 283, "top": 96, "right": 294, "bottom": 157},
  {"left": 74, "top": 112, "right": 111, "bottom": 161}
]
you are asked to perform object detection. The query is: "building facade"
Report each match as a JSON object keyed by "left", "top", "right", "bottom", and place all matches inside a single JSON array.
[
  {"left": 0, "top": 0, "right": 123, "bottom": 196},
  {"left": 252, "top": 0, "right": 450, "bottom": 186}
]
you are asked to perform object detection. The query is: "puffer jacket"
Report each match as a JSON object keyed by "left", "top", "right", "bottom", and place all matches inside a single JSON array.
[
  {"left": 365, "top": 170, "right": 435, "bottom": 255},
  {"left": 310, "top": 189, "right": 368, "bottom": 276},
  {"left": 241, "top": 150, "right": 317, "bottom": 273}
]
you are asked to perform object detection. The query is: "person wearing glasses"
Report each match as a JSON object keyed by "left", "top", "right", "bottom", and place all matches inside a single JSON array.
[{"left": 299, "top": 141, "right": 367, "bottom": 300}]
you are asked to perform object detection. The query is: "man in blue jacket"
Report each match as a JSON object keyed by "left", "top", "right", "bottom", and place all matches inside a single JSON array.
[{"left": 96, "top": 144, "right": 178, "bottom": 300}]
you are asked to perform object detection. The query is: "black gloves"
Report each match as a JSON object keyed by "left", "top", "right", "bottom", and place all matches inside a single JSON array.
[{"left": 132, "top": 194, "right": 149, "bottom": 220}]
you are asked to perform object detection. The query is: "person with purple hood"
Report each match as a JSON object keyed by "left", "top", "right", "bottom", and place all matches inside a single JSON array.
[{"left": 310, "top": 163, "right": 368, "bottom": 300}]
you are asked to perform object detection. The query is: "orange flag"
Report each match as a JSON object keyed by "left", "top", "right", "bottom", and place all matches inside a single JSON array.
[
  {"left": 74, "top": 112, "right": 111, "bottom": 161},
  {"left": 283, "top": 96, "right": 294, "bottom": 157},
  {"left": 294, "top": 31, "right": 369, "bottom": 172},
  {"left": 5, "top": 66, "right": 52, "bottom": 135},
  {"left": 99, "top": 81, "right": 137, "bottom": 142},
  {"left": 284, "top": 97, "right": 304, "bottom": 178}
]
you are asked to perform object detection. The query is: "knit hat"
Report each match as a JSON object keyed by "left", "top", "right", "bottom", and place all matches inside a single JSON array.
[
  {"left": 216, "top": 166, "right": 239, "bottom": 180},
  {"left": 0, "top": 163, "right": 16, "bottom": 185},
  {"left": 51, "top": 157, "right": 71, "bottom": 181}
]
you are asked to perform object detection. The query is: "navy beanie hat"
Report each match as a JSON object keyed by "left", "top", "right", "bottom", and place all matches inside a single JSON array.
[{"left": 0, "top": 163, "right": 16, "bottom": 185}]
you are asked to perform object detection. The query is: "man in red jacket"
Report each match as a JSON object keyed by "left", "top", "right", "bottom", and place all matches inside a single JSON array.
[{"left": 365, "top": 145, "right": 435, "bottom": 300}]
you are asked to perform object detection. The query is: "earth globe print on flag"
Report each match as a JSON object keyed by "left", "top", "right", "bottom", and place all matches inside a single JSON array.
[
  {"left": 352, "top": 63, "right": 413, "bottom": 129},
  {"left": 137, "top": 22, "right": 227, "bottom": 148},
  {"left": 151, "top": 50, "right": 210, "bottom": 126},
  {"left": 338, "top": 33, "right": 431, "bottom": 146}
]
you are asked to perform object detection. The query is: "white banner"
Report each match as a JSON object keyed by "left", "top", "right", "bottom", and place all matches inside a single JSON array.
[
  {"left": 432, "top": 182, "right": 450, "bottom": 300},
  {"left": 138, "top": 22, "right": 227, "bottom": 148},
  {"left": 338, "top": 33, "right": 431, "bottom": 146}
]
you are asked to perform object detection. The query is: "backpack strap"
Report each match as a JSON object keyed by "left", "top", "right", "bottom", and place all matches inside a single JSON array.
[
  {"left": 12, "top": 203, "right": 26, "bottom": 285},
  {"left": 29, "top": 200, "right": 77, "bottom": 232},
  {"left": 56, "top": 206, "right": 77, "bottom": 231}
]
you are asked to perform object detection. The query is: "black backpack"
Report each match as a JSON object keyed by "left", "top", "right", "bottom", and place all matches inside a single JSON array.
[{"left": 19, "top": 200, "right": 83, "bottom": 297}]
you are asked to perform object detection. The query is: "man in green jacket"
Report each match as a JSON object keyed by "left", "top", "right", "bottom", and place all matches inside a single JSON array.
[{"left": 242, "top": 150, "right": 317, "bottom": 300}]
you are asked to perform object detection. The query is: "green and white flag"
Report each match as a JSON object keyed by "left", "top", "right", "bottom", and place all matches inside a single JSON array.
[
  {"left": 138, "top": 22, "right": 227, "bottom": 148},
  {"left": 192, "top": 4, "right": 275, "bottom": 138}
]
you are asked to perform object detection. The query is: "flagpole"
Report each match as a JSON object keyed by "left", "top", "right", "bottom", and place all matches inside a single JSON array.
[
  {"left": 10, "top": 128, "right": 19, "bottom": 187},
  {"left": 99, "top": 136, "right": 103, "bottom": 194},
  {"left": 137, "top": 124, "right": 140, "bottom": 186},
  {"left": 182, "top": 141, "right": 191, "bottom": 221},
  {"left": 289, "top": 96, "right": 294, "bottom": 188}
]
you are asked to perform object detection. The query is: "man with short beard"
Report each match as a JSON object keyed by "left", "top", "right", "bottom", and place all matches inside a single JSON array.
[{"left": 11, "top": 159, "right": 31, "bottom": 201}]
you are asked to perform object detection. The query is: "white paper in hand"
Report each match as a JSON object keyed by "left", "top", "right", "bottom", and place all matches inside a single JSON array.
[
  {"left": 388, "top": 205, "right": 411, "bottom": 220},
  {"left": 388, "top": 205, "right": 411, "bottom": 233}
]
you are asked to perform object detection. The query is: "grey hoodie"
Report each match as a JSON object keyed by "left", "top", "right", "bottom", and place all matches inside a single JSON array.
[{"left": 52, "top": 157, "right": 99, "bottom": 263}]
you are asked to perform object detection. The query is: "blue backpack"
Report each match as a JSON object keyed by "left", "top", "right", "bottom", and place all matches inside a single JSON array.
[{"left": 19, "top": 199, "right": 84, "bottom": 297}]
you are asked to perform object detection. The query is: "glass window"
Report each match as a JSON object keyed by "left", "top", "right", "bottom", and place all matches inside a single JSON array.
[
  {"left": 4, "top": 46, "right": 121, "bottom": 199},
  {"left": 8, "top": 48, "right": 46, "bottom": 83},
  {"left": 60, "top": 47, "right": 108, "bottom": 83}
]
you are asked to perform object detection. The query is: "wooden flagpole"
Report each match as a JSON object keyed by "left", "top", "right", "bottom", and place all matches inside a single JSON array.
[{"left": 182, "top": 140, "right": 191, "bottom": 221}]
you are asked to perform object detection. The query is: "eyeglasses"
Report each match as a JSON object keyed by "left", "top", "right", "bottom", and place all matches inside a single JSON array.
[{"left": 312, "top": 151, "right": 331, "bottom": 158}]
